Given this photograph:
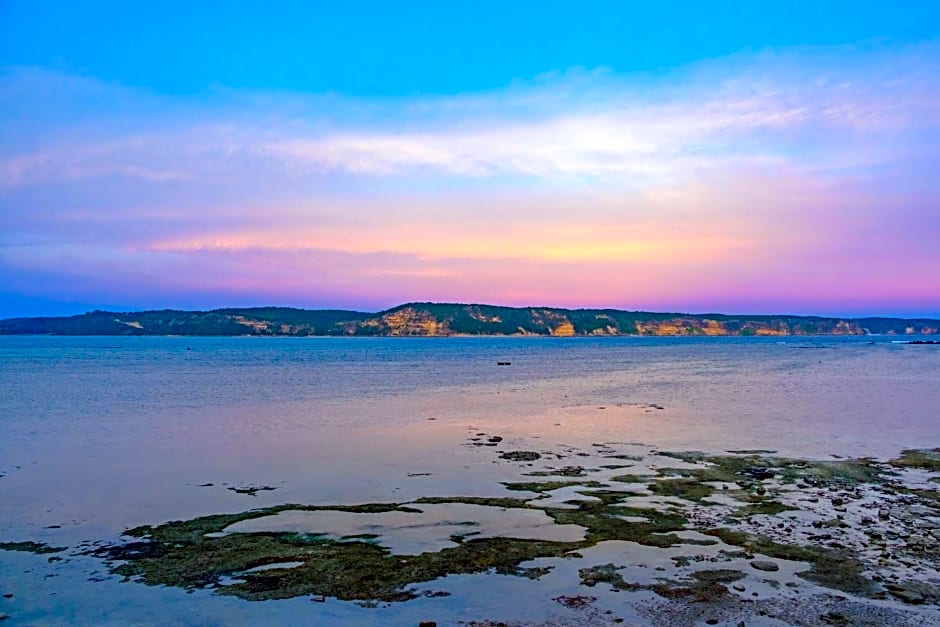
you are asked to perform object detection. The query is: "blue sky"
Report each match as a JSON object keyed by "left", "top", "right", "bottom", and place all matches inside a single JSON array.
[
  {"left": 3, "top": 1, "right": 935, "bottom": 95},
  {"left": 1, "top": 2, "right": 939, "bottom": 318}
]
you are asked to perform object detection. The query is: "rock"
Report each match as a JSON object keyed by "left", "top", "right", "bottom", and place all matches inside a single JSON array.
[
  {"left": 553, "top": 595, "right": 596, "bottom": 608},
  {"left": 750, "top": 560, "right": 780, "bottom": 572},
  {"left": 419, "top": 622, "right": 438, "bottom": 627},
  {"left": 740, "top": 467, "right": 775, "bottom": 480},
  {"left": 500, "top": 451, "right": 541, "bottom": 461},
  {"left": 886, "top": 585, "right": 925, "bottom": 605}
]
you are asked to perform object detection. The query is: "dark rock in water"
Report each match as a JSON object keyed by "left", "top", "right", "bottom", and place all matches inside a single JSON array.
[
  {"left": 488, "top": 436, "right": 503, "bottom": 443},
  {"left": 750, "top": 560, "right": 780, "bottom": 572},
  {"left": 500, "top": 451, "right": 541, "bottom": 462},
  {"left": 726, "top": 449, "right": 778, "bottom": 455},
  {"left": 0, "top": 541, "right": 66, "bottom": 555},
  {"left": 691, "top": 569, "right": 746, "bottom": 584},
  {"left": 739, "top": 467, "right": 776, "bottom": 480},
  {"left": 227, "top": 485, "right": 277, "bottom": 496},
  {"left": 419, "top": 621, "right": 437, "bottom": 627},
  {"left": 553, "top": 595, "right": 596, "bottom": 608}
]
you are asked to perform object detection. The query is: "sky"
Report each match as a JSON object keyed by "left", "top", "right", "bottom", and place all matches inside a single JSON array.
[{"left": 1, "top": 1, "right": 939, "bottom": 318}]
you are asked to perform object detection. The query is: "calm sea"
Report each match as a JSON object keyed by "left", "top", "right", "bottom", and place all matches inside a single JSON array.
[{"left": 1, "top": 335, "right": 938, "bottom": 624}]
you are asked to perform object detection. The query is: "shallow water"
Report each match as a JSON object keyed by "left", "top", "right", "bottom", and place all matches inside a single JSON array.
[{"left": 1, "top": 335, "right": 939, "bottom": 624}]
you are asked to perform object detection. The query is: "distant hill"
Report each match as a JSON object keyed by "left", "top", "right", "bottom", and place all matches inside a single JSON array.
[{"left": 1, "top": 303, "right": 938, "bottom": 337}]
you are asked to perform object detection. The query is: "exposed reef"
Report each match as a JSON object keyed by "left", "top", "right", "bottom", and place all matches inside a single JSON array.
[
  {"left": 59, "top": 445, "right": 937, "bottom": 616},
  {"left": 0, "top": 541, "right": 66, "bottom": 555}
]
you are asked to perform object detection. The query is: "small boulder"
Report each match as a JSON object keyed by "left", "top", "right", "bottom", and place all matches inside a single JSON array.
[{"left": 750, "top": 560, "right": 780, "bottom": 572}]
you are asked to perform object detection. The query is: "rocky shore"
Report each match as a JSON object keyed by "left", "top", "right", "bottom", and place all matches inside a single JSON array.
[{"left": 6, "top": 441, "right": 937, "bottom": 626}]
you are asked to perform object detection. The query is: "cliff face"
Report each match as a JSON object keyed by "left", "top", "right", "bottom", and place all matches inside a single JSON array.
[
  {"left": 353, "top": 307, "right": 873, "bottom": 337},
  {"left": 0, "top": 303, "right": 937, "bottom": 336}
]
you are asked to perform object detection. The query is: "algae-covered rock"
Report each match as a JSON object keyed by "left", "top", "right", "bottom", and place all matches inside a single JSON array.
[
  {"left": 648, "top": 478, "right": 716, "bottom": 503},
  {"left": 0, "top": 541, "right": 66, "bottom": 555},
  {"left": 890, "top": 449, "right": 940, "bottom": 472},
  {"left": 500, "top": 451, "right": 541, "bottom": 462}
]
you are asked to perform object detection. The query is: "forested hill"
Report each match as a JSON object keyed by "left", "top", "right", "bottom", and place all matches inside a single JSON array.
[{"left": 1, "top": 303, "right": 938, "bottom": 337}]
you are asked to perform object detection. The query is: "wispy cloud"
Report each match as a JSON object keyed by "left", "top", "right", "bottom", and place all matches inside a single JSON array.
[
  {"left": 2, "top": 45, "right": 938, "bottom": 187},
  {"left": 1, "top": 44, "right": 938, "bottom": 315}
]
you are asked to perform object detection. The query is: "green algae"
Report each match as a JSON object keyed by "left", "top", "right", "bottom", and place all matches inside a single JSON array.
[
  {"left": 703, "top": 529, "right": 876, "bottom": 597},
  {"left": 730, "top": 499, "right": 796, "bottom": 518},
  {"left": 658, "top": 452, "right": 886, "bottom": 488},
  {"left": 609, "top": 474, "right": 652, "bottom": 484},
  {"left": 414, "top": 496, "right": 534, "bottom": 509},
  {"left": 516, "top": 565, "right": 554, "bottom": 580},
  {"left": 659, "top": 451, "right": 708, "bottom": 463},
  {"left": 648, "top": 478, "right": 716, "bottom": 503},
  {"left": 98, "top": 510, "right": 582, "bottom": 602},
  {"left": 84, "top": 449, "right": 932, "bottom": 604},
  {"left": 547, "top": 494, "right": 688, "bottom": 548},
  {"left": 0, "top": 541, "right": 66, "bottom": 555},
  {"left": 890, "top": 448, "right": 940, "bottom": 472},
  {"left": 502, "top": 481, "right": 602, "bottom": 493},
  {"left": 578, "top": 563, "right": 639, "bottom": 591},
  {"left": 125, "top": 503, "right": 419, "bottom": 542},
  {"left": 774, "top": 458, "right": 885, "bottom": 486},
  {"left": 578, "top": 563, "right": 742, "bottom": 600},
  {"left": 908, "top": 488, "right": 940, "bottom": 507},
  {"left": 94, "top": 487, "right": 696, "bottom": 601},
  {"left": 690, "top": 569, "right": 746, "bottom": 584},
  {"left": 525, "top": 466, "right": 587, "bottom": 477},
  {"left": 94, "top": 496, "right": 586, "bottom": 602},
  {"left": 650, "top": 580, "right": 730, "bottom": 602}
]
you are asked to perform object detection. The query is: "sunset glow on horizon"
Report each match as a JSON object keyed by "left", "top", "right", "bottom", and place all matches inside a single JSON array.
[{"left": 1, "top": 2, "right": 939, "bottom": 318}]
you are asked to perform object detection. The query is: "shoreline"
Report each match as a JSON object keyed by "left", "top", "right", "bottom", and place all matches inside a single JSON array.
[{"left": 4, "top": 439, "right": 939, "bottom": 625}]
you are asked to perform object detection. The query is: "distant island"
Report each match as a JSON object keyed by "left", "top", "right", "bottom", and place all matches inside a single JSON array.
[{"left": 1, "top": 303, "right": 938, "bottom": 336}]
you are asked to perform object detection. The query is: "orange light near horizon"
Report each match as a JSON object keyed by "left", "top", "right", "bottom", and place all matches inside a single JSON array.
[{"left": 146, "top": 224, "right": 756, "bottom": 266}]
